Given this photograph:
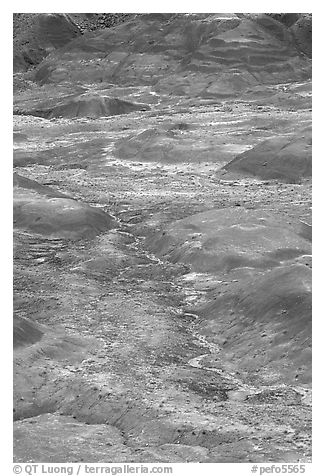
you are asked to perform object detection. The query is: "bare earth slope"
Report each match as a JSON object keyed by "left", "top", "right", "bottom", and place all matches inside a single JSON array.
[
  {"left": 33, "top": 13, "right": 311, "bottom": 98},
  {"left": 13, "top": 14, "right": 81, "bottom": 72},
  {"left": 146, "top": 207, "right": 312, "bottom": 385},
  {"left": 223, "top": 127, "right": 312, "bottom": 182},
  {"left": 13, "top": 13, "right": 312, "bottom": 463}
]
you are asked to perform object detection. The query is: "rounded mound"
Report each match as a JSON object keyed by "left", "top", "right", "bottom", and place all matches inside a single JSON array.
[
  {"left": 198, "top": 263, "right": 311, "bottom": 384},
  {"left": 115, "top": 127, "right": 219, "bottom": 164},
  {"left": 146, "top": 208, "right": 311, "bottom": 273},
  {"left": 14, "top": 198, "right": 113, "bottom": 239},
  {"left": 26, "top": 93, "right": 150, "bottom": 119},
  {"left": 13, "top": 173, "right": 67, "bottom": 198},
  {"left": 223, "top": 129, "right": 312, "bottom": 183}
]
